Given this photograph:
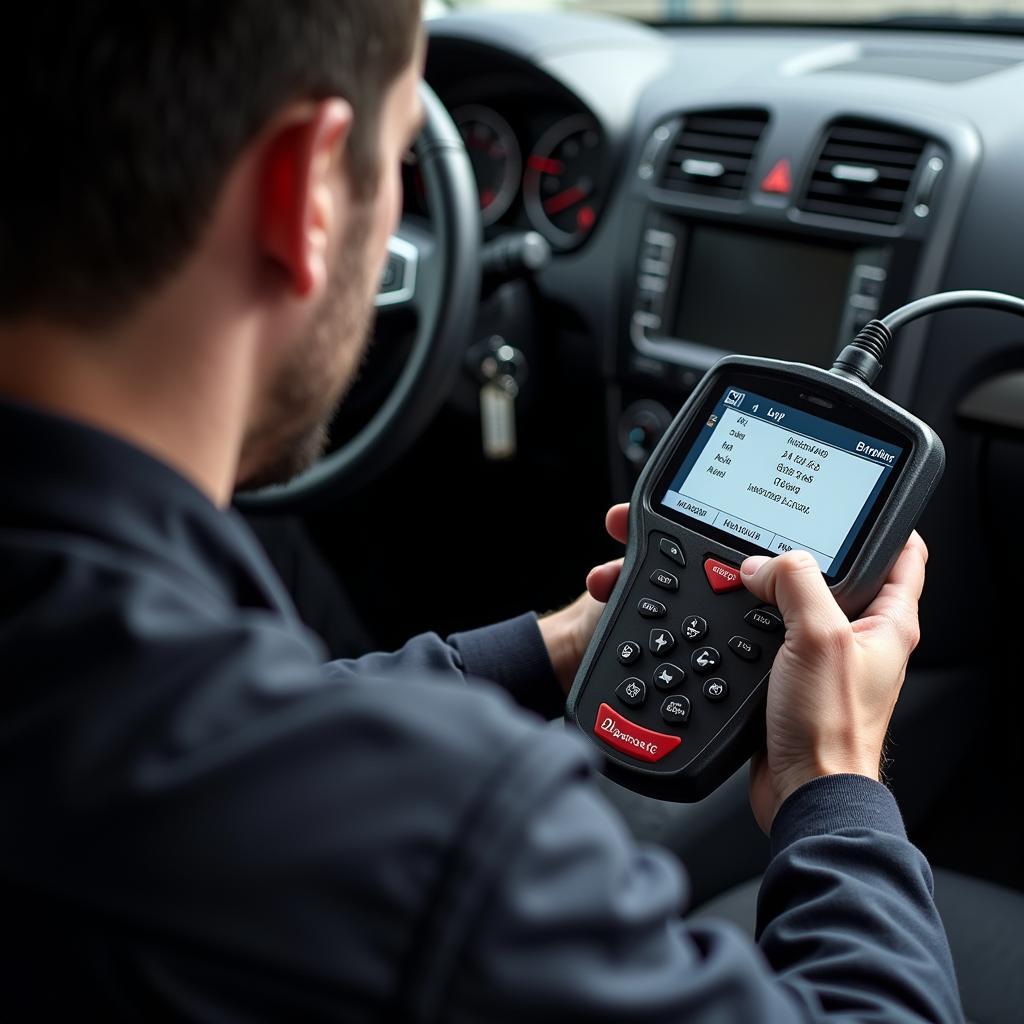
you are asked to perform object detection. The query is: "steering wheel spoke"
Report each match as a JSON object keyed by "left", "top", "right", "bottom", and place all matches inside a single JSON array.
[{"left": 375, "top": 221, "right": 436, "bottom": 316}]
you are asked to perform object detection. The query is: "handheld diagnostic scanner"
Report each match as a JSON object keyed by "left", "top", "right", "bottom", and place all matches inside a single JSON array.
[{"left": 567, "top": 291, "right": 1024, "bottom": 802}]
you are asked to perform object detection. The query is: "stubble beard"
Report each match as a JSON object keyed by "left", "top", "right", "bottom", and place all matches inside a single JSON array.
[{"left": 237, "top": 203, "right": 377, "bottom": 493}]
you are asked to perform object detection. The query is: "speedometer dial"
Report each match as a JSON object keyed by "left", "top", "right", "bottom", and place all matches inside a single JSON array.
[
  {"left": 453, "top": 105, "right": 521, "bottom": 228},
  {"left": 524, "top": 116, "right": 603, "bottom": 249}
]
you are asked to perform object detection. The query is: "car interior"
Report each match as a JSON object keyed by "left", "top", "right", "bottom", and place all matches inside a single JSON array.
[{"left": 239, "top": 3, "right": 1024, "bottom": 1020}]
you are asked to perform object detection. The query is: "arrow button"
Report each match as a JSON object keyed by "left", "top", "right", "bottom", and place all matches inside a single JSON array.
[{"left": 649, "top": 628, "right": 676, "bottom": 656}]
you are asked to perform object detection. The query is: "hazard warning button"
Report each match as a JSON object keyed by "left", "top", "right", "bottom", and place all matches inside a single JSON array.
[{"left": 761, "top": 158, "right": 793, "bottom": 195}]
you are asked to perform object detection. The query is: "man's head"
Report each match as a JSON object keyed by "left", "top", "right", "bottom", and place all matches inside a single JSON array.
[{"left": 0, "top": 1, "right": 424, "bottom": 494}]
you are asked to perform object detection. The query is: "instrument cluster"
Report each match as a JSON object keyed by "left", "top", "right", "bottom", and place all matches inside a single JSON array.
[{"left": 406, "top": 99, "right": 606, "bottom": 251}]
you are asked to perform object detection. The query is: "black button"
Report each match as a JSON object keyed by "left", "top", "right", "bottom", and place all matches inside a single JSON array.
[
  {"left": 661, "top": 694, "right": 691, "bottom": 724},
  {"left": 638, "top": 598, "right": 667, "bottom": 619},
  {"left": 649, "top": 628, "right": 676, "bottom": 656},
  {"left": 728, "top": 635, "right": 761, "bottom": 661},
  {"left": 745, "top": 608, "right": 783, "bottom": 633},
  {"left": 652, "top": 662, "right": 685, "bottom": 691},
  {"left": 650, "top": 569, "right": 679, "bottom": 592},
  {"left": 617, "top": 640, "right": 641, "bottom": 665},
  {"left": 691, "top": 646, "right": 721, "bottom": 675},
  {"left": 682, "top": 615, "right": 708, "bottom": 643},
  {"left": 616, "top": 677, "right": 647, "bottom": 708},
  {"left": 659, "top": 537, "right": 686, "bottom": 567},
  {"left": 703, "top": 678, "right": 729, "bottom": 702}
]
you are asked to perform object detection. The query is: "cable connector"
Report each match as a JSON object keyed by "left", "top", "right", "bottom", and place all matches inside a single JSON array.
[{"left": 831, "top": 319, "right": 893, "bottom": 388}]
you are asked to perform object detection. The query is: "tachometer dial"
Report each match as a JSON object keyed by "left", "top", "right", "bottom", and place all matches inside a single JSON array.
[
  {"left": 453, "top": 105, "right": 521, "bottom": 227},
  {"left": 524, "top": 116, "right": 603, "bottom": 249}
]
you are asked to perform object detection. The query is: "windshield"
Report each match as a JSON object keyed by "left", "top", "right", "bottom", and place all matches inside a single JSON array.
[{"left": 444, "top": 1, "right": 1024, "bottom": 26}]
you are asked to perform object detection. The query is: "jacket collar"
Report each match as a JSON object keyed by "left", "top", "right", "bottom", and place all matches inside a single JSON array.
[{"left": 0, "top": 396, "right": 300, "bottom": 621}]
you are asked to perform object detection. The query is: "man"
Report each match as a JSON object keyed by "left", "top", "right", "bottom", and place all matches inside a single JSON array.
[{"left": 0, "top": 3, "right": 962, "bottom": 1021}]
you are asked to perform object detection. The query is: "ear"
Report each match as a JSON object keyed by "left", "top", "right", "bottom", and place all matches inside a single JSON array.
[{"left": 258, "top": 99, "right": 354, "bottom": 298}]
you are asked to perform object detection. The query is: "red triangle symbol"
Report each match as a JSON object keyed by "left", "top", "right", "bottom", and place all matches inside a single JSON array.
[{"left": 761, "top": 158, "right": 793, "bottom": 195}]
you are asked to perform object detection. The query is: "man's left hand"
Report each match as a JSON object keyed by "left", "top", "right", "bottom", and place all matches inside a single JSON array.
[{"left": 538, "top": 504, "right": 628, "bottom": 694}]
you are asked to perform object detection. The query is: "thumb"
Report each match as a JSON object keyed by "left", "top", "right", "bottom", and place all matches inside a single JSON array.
[{"left": 740, "top": 550, "right": 847, "bottom": 637}]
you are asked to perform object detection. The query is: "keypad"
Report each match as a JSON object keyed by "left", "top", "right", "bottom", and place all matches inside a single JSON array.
[{"left": 586, "top": 531, "right": 785, "bottom": 771}]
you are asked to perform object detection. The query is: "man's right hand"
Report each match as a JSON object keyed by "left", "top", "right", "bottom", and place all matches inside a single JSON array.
[{"left": 740, "top": 533, "right": 928, "bottom": 833}]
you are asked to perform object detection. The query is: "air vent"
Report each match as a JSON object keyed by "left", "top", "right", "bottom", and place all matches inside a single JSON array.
[
  {"left": 800, "top": 120, "right": 928, "bottom": 225},
  {"left": 659, "top": 110, "right": 769, "bottom": 198}
]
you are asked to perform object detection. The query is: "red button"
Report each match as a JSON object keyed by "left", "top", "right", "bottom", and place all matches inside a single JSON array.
[
  {"left": 704, "top": 558, "right": 743, "bottom": 594},
  {"left": 593, "top": 703, "right": 682, "bottom": 763},
  {"left": 761, "top": 157, "right": 793, "bottom": 195}
]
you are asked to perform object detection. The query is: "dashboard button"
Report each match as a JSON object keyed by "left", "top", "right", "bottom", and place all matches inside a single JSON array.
[
  {"left": 704, "top": 558, "right": 742, "bottom": 593},
  {"left": 653, "top": 662, "right": 685, "bottom": 691},
  {"left": 728, "top": 636, "right": 761, "bottom": 661},
  {"left": 659, "top": 537, "right": 686, "bottom": 567},
  {"left": 745, "top": 608, "right": 783, "bottom": 633},
  {"left": 661, "top": 695, "right": 691, "bottom": 725},
  {"left": 593, "top": 703, "right": 682, "bottom": 763},
  {"left": 703, "top": 678, "right": 729, "bottom": 702},
  {"left": 650, "top": 569, "right": 679, "bottom": 592},
  {"left": 616, "top": 677, "right": 647, "bottom": 708},
  {"left": 617, "top": 640, "right": 641, "bottom": 666},
  {"left": 691, "top": 646, "right": 721, "bottom": 675},
  {"left": 682, "top": 615, "right": 708, "bottom": 643},
  {"left": 638, "top": 598, "right": 667, "bottom": 619}
]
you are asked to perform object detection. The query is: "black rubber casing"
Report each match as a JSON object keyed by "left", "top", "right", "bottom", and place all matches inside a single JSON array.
[{"left": 566, "top": 355, "right": 945, "bottom": 802}]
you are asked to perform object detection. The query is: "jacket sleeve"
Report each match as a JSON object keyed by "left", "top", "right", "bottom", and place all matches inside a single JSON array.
[
  {"left": 430, "top": 758, "right": 963, "bottom": 1024},
  {"left": 323, "top": 612, "right": 564, "bottom": 718}
]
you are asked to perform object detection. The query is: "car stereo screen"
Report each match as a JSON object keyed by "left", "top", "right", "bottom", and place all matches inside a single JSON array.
[
  {"left": 660, "top": 387, "right": 904, "bottom": 576},
  {"left": 672, "top": 226, "right": 855, "bottom": 364}
]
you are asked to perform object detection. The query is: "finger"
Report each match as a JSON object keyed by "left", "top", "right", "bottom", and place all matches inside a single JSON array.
[
  {"left": 854, "top": 535, "right": 927, "bottom": 647},
  {"left": 605, "top": 504, "right": 629, "bottom": 545},
  {"left": 740, "top": 550, "right": 848, "bottom": 639},
  {"left": 586, "top": 558, "right": 624, "bottom": 603}
]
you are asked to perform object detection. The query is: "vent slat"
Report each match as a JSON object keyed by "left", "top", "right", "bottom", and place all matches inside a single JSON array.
[
  {"left": 657, "top": 109, "right": 769, "bottom": 198},
  {"left": 673, "top": 131, "right": 762, "bottom": 156},
  {"left": 666, "top": 151, "right": 754, "bottom": 175},
  {"left": 819, "top": 142, "right": 921, "bottom": 168},
  {"left": 826, "top": 125, "right": 927, "bottom": 149},
  {"left": 799, "top": 119, "right": 927, "bottom": 226},
  {"left": 683, "top": 115, "right": 768, "bottom": 137}
]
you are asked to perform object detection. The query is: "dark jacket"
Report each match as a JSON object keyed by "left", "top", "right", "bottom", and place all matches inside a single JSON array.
[{"left": 0, "top": 398, "right": 962, "bottom": 1022}]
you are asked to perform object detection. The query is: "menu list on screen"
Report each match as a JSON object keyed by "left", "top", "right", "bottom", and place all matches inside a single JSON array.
[{"left": 660, "top": 387, "right": 904, "bottom": 576}]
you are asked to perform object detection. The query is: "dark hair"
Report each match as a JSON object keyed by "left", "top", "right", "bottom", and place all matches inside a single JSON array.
[{"left": 0, "top": 1, "right": 421, "bottom": 327}]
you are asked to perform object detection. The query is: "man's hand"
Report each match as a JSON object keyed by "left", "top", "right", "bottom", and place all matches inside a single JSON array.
[
  {"left": 538, "top": 504, "right": 629, "bottom": 693},
  {"left": 742, "top": 533, "right": 928, "bottom": 833}
]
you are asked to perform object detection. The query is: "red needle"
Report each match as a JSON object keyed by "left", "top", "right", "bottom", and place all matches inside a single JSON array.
[
  {"left": 527, "top": 156, "right": 564, "bottom": 175},
  {"left": 543, "top": 184, "right": 589, "bottom": 216}
]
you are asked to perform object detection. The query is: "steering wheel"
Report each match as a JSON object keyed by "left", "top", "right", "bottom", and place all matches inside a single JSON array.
[{"left": 239, "top": 83, "right": 481, "bottom": 511}]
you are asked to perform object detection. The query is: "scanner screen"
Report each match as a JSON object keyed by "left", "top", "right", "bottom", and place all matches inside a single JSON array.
[{"left": 659, "top": 386, "right": 905, "bottom": 577}]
